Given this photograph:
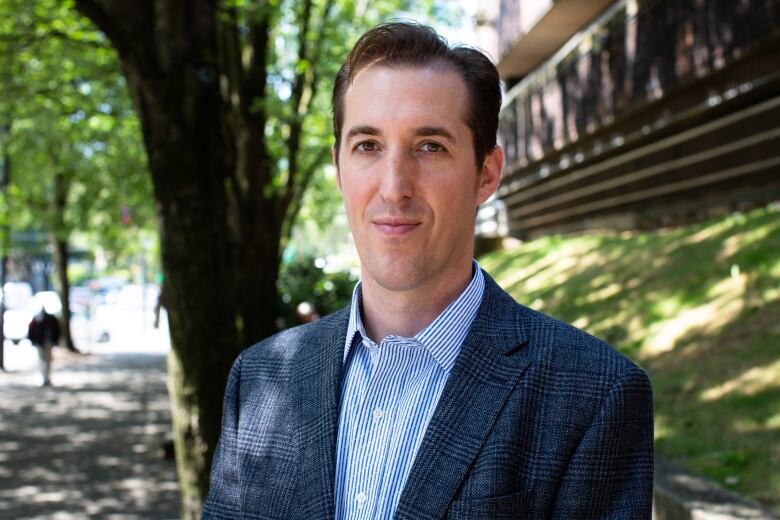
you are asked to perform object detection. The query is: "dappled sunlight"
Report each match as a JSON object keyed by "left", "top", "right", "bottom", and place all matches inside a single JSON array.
[
  {"left": 72, "top": 408, "right": 122, "bottom": 420},
  {"left": 0, "top": 349, "right": 178, "bottom": 518},
  {"left": 522, "top": 241, "right": 596, "bottom": 290},
  {"left": 581, "top": 282, "right": 623, "bottom": 306},
  {"left": 687, "top": 217, "right": 738, "bottom": 245},
  {"left": 652, "top": 295, "right": 684, "bottom": 318},
  {"left": 700, "top": 361, "right": 780, "bottom": 402},
  {"left": 642, "top": 274, "right": 747, "bottom": 358},
  {"left": 493, "top": 255, "right": 564, "bottom": 292},
  {"left": 772, "top": 260, "right": 780, "bottom": 278},
  {"left": 718, "top": 226, "right": 773, "bottom": 261},
  {"left": 653, "top": 414, "right": 672, "bottom": 441},
  {"left": 483, "top": 206, "right": 780, "bottom": 510},
  {"left": 731, "top": 419, "right": 780, "bottom": 435},
  {"left": 571, "top": 316, "right": 590, "bottom": 329}
]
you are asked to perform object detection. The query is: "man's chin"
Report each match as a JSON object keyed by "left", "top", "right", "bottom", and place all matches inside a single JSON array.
[{"left": 361, "top": 261, "right": 430, "bottom": 293}]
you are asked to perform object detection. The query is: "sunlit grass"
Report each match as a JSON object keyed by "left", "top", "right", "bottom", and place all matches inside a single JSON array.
[{"left": 480, "top": 204, "right": 780, "bottom": 512}]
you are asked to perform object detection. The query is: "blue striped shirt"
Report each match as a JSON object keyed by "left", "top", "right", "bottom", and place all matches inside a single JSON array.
[{"left": 334, "top": 261, "right": 485, "bottom": 520}]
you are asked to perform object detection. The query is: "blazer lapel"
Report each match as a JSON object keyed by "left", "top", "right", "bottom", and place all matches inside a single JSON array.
[
  {"left": 394, "top": 273, "right": 532, "bottom": 520},
  {"left": 294, "top": 309, "right": 349, "bottom": 519}
]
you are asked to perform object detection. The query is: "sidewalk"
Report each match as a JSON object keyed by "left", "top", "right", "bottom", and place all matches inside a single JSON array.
[{"left": 0, "top": 336, "right": 179, "bottom": 520}]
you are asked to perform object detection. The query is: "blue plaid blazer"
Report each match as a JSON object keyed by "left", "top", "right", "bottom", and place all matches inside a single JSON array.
[{"left": 203, "top": 272, "right": 653, "bottom": 519}]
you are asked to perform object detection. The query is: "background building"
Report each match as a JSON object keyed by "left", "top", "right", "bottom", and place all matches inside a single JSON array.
[{"left": 478, "top": 0, "right": 780, "bottom": 238}]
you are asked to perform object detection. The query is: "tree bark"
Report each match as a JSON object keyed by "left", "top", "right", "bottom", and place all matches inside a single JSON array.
[
  {"left": 141, "top": 96, "right": 243, "bottom": 519},
  {"left": 51, "top": 235, "right": 78, "bottom": 352},
  {"left": 51, "top": 171, "right": 78, "bottom": 353},
  {"left": 236, "top": 218, "right": 281, "bottom": 346}
]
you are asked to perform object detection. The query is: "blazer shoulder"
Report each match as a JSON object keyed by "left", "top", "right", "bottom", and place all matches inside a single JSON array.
[
  {"left": 239, "top": 306, "right": 349, "bottom": 368},
  {"left": 523, "top": 303, "right": 643, "bottom": 375},
  {"left": 482, "top": 272, "right": 644, "bottom": 379}
]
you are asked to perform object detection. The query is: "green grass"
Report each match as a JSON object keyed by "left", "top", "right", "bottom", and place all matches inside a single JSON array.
[{"left": 480, "top": 204, "right": 780, "bottom": 512}]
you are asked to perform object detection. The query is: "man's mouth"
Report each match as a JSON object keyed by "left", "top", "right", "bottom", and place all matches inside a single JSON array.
[{"left": 372, "top": 218, "right": 421, "bottom": 236}]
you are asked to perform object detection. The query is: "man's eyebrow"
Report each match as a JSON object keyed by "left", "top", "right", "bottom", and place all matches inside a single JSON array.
[
  {"left": 415, "top": 126, "right": 456, "bottom": 142},
  {"left": 345, "top": 125, "right": 381, "bottom": 140},
  {"left": 345, "top": 125, "right": 457, "bottom": 142}
]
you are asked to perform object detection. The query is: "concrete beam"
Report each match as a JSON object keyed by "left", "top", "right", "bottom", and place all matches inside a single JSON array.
[{"left": 497, "top": 0, "right": 614, "bottom": 79}]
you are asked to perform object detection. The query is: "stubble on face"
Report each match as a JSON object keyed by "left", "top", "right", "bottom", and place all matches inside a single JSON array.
[{"left": 335, "top": 65, "right": 491, "bottom": 306}]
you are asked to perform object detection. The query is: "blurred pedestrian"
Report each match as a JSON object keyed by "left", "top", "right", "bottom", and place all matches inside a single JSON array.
[
  {"left": 154, "top": 278, "right": 166, "bottom": 329},
  {"left": 27, "top": 305, "right": 61, "bottom": 387}
]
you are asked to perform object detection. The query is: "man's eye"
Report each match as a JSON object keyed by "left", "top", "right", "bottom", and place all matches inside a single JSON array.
[
  {"left": 355, "top": 141, "right": 377, "bottom": 152},
  {"left": 420, "top": 142, "right": 445, "bottom": 153}
]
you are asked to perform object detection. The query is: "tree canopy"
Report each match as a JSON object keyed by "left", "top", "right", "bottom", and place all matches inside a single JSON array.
[
  {"left": 0, "top": 0, "right": 153, "bottom": 350},
  {"left": 0, "top": 0, "right": 152, "bottom": 261}
]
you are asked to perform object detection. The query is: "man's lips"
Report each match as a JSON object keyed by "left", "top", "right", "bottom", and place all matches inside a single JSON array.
[{"left": 372, "top": 218, "right": 421, "bottom": 236}]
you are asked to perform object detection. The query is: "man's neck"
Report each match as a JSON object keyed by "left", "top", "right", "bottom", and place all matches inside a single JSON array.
[{"left": 359, "top": 261, "right": 474, "bottom": 343}]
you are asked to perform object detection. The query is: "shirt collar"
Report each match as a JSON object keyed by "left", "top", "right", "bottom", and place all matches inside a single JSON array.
[{"left": 344, "top": 259, "right": 485, "bottom": 372}]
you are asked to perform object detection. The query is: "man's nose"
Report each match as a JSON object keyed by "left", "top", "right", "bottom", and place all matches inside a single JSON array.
[{"left": 379, "top": 150, "right": 415, "bottom": 203}]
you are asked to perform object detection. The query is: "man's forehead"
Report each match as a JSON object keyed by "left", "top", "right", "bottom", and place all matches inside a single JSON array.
[
  {"left": 345, "top": 64, "right": 467, "bottom": 100},
  {"left": 341, "top": 65, "right": 470, "bottom": 135}
]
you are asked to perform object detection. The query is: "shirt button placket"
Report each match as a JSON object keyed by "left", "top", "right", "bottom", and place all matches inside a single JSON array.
[{"left": 355, "top": 491, "right": 368, "bottom": 510}]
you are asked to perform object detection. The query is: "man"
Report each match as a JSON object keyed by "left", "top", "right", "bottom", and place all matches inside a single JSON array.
[
  {"left": 28, "top": 304, "right": 61, "bottom": 387},
  {"left": 204, "top": 22, "right": 653, "bottom": 519}
]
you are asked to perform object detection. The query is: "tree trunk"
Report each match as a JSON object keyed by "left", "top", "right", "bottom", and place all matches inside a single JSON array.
[
  {"left": 236, "top": 208, "right": 281, "bottom": 346},
  {"left": 51, "top": 171, "right": 78, "bottom": 353},
  {"left": 145, "top": 111, "right": 243, "bottom": 518},
  {"left": 51, "top": 236, "right": 78, "bottom": 352},
  {"left": 70, "top": 3, "right": 248, "bottom": 515},
  {"left": 148, "top": 126, "right": 243, "bottom": 517},
  {"left": 73, "top": 2, "right": 291, "bottom": 516}
]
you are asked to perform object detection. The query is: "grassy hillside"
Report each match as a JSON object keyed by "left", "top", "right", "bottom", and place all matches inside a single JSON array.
[{"left": 479, "top": 204, "right": 780, "bottom": 512}]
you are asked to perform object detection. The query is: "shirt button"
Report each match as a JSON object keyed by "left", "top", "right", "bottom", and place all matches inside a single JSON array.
[
  {"left": 356, "top": 492, "right": 367, "bottom": 505},
  {"left": 372, "top": 408, "right": 384, "bottom": 420}
]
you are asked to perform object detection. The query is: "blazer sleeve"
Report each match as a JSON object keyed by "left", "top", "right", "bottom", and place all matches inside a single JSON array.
[
  {"left": 202, "top": 353, "right": 244, "bottom": 519},
  {"left": 551, "top": 363, "right": 654, "bottom": 519}
]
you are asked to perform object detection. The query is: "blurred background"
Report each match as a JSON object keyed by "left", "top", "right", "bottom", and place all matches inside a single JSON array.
[{"left": 0, "top": 0, "right": 778, "bottom": 518}]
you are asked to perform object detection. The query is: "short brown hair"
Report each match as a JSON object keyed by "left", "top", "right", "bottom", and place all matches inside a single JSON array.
[{"left": 332, "top": 21, "right": 501, "bottom": 168}]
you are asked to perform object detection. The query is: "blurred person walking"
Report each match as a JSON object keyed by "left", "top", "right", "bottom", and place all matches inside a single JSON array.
[{"left": 27, "top": 305, "right": 61, "bottom": 387}]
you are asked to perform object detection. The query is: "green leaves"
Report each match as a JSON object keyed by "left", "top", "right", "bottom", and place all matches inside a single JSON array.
[{"left": 0, "top": 0, "right": 152, "bottom": 265}]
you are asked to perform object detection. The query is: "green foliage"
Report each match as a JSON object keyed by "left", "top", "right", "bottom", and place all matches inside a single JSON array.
[
  {"left": 276, "top": 254, "right": 356, "bottom": 329},
  {"left": 0, "top": 0, "right": 153, "bottom": 263}
]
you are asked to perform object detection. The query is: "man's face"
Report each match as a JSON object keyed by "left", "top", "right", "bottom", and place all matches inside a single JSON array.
[{"left": 334, "top": 65, "right": 502, "bottom": 294}]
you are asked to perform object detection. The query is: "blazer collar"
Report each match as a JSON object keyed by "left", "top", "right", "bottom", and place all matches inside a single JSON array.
[
  {"left": 394, "top": 271, "right": 532, "bottom": 519},
  {"left": 293, "top": 308, "right": 350, "bottom": 520},
  {"left": 343, "top": 260, "right": 486, "bottom": 372},
  {"left": 291, "top": 271, "right": 532, "bottom": 520}
]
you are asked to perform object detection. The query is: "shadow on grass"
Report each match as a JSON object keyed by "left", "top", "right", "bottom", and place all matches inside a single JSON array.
[
  {"left": 648, "top": 299, "right": 780, "bottom": 511},
  {"left": 482, "top": 205, "right": 780, "bottom": 512}
]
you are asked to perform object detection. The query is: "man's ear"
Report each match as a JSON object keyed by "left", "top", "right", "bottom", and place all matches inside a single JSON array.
[
  {"left": 332, "top": 145, "right": 342, "bottom": 191},
  {"left": 476, "top": 145, "right": 504, "bottom": 205}
]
